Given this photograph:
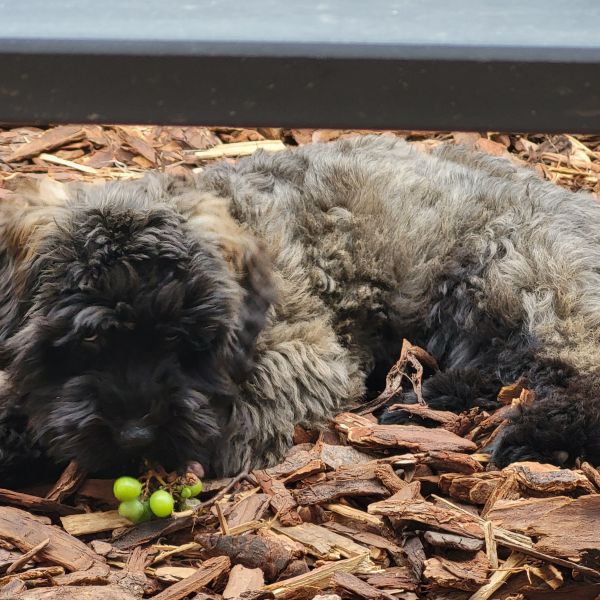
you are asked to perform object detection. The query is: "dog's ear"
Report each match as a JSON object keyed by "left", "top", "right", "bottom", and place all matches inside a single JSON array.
[
  {"left": 226, "top": 236, "right": 276, "bottom": 378},
  {"left": 0, "top": 182, "right": 68, "bottom": 361},
  {"left": 179, "top": 190, "right": 276, "bottom": 377}
]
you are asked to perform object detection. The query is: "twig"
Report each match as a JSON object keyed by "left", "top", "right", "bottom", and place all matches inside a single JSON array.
[
  {"left": 151, "top": 542, "right": 201, "bottom": 566},
  {"left": 39, "top": 153, "right": 98, "bottom": 174},
  {"left": 193, "top": 139, "right": 285, "bottom": 160},
  {"left": 215, "top": 501, "right": 230, "bottom": 535},
  {"left": 5, "top": 538, "right": 50, "bottom": 575},
  {"left": 483, "top": 521, "right": 499, "bottom": 570},
  {"left": 196, "top": 470, "right": 249, "bottom": 513}
]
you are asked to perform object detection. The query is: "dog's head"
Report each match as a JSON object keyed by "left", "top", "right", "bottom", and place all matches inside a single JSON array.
[{"left": 0, "top": 175, "right": 274, "bottom": 474}]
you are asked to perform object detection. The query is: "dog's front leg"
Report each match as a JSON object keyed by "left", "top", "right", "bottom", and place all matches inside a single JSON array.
[
  {"left": 0, "top": 371, "right": 52, "bottom": 486},
  {"left": 211, "top": 322, "right": 365, "bottom": 476}
]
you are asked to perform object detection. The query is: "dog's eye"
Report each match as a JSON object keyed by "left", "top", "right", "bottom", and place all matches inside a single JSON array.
[{"left": 83, "top": 334, "right": 98, "bottom": 343}]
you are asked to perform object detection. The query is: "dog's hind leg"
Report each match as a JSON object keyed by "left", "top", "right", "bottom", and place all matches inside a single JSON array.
[{"left": 488, "top": 365, "right": 600, "bottom": 467}]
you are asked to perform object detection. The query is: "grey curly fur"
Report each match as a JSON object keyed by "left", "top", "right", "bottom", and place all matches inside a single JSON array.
[{"left": 1, "top": 135, "right": 600, "bottom": 483}]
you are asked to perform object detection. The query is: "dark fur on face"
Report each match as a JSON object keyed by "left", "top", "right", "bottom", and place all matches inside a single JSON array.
[
  {"left": 3, "top": 135, "right": 600, "bottom": 485},
  {"left": 0, "top": 177, "right": 274, "bottom": 480}
]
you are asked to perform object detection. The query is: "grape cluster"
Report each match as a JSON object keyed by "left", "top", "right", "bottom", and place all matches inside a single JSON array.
[{"left": 113, "top": 474, "right": 203, "bottom": 524}]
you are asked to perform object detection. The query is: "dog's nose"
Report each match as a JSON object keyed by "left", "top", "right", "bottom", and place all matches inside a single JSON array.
[{"left": 119, "top": 423, "right": 155, "bottom": 449}]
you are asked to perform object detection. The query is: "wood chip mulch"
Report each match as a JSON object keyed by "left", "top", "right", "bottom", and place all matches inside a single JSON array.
[{"left": 1, "top": 125, "right": 600, "bottom": 600}]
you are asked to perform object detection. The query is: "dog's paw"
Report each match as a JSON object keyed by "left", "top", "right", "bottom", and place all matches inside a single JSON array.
[
  {"left": 485, "top": 426, "right": 571, "bottom": 468},
  {"left": 378, "top": 403, "right": 435, "bottom": 427}
]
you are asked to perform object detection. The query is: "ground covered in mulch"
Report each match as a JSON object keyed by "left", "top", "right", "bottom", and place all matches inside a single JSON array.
[{"left": 1, "top": 125, "right": 600, "bottom": 600}]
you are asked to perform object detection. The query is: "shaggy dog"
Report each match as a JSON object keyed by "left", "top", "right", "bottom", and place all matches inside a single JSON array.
[{"left": 1, "top": 135, "right": 600, "bottom": 484}]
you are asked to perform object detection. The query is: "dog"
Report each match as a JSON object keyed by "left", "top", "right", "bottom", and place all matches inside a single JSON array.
[{"left": 1, "top": 135, "right": 599, "bottom": 485}]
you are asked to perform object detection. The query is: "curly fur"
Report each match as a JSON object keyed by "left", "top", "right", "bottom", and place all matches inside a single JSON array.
[{"left": 2, "top": 135, "right": 600, "bottom": 484}]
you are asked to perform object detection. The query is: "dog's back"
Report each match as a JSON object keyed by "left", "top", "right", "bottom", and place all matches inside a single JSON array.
[{"left": 198, "top": 135, "right": 600, "bottom": 467}]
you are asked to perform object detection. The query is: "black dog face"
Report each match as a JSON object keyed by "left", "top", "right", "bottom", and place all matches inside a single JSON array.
[{"left": 2, "top": 186, "right": 274, "bottom": 475}]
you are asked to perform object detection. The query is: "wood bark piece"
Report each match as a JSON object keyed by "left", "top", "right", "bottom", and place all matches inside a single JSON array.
[
  {"left": 487, "top": 494, "right": 600, "bottom": 561},
  {"left": 60, "top": 510, "right": 131, "bottom": 536},
  {"left": 439, "top": 472, "right": 504, "bottom": 505},
  {"left": 323, "top": 503, "right": 384, "bottom": 528},
  {"left": 75, "top": 479, "right": 117, "bottom": 507},
  {"left": 529, "top": 563, "right": 564, "bottom": 590},
  {"left": 258, "top": 528, "right": 307, "bottom": 558},
  {"left": 45, "top": 461, "right": 87, "bottom": 503},
  {"left": 391, "top": 481, "right": 423, "bottom": 501},
  {"left": 154, "top": 566, "right": 196, "bottom": 583},
  {"left": 431, "top": 495, "right": 532, "bottom": 547},
  {"left": 423, "top": 531, "right": 484, "bottom": 552},
  {"left": 403, "top": 534, "right": 426, "bottom": 582},
  {"left": 318, "top": 444, "right": 375, "bottom": 470},
  {"left": 580, "top": 461, "right": 600, "bottom": 491},
  {"left": 273, "top": 522, "right": 369, "bottom": 560},
  {"left": 6, "top": 125, "right": 85, "bottom": 162},
  {"left": 368, "top": 495, "right": 483, "bottom": 538},
  {"left": 151, "top": 556, "right": 230, "bottom": 600},
  {"left": 372, "top": 463, "right": 408, "bottom": 494},
  {"left": 336, "top": 528, "right": 403, "bottom": 563},
  {"left": 52, "top": 563, "right": 110, "bottom": 587},
  {"left": 195, "top": 533, "right": 294, "bottom": 581},
  {"left": 12, "top": 585, "right": 138, "bottom": 599},
  {"left": 259, "top": 450, "right": 324, "bottom": 483},
  {"left": 223, "top": 564, "right": 265, "bottom": 599},
  {"left": 332, "top": 571, "right": 395, "bottom": 600},
  {"left": 254, "top": 471, "right": 301, "bottom": 526},
  {"left": 335, "top": 413, "right": 477, "bottom": 454},
  {"left": 294, "top": 473, "right": 389, "bottom": 506},
  {"left": 112, "top": 514, "right": 193, "bottom": 550},
  {"left": 110, "top": 545, "right": 151, "bottom": 597},
  {"left": 423, "top": 450, "right": 484, "bottom": 474},
  {"left": 481, "top": 473, "right": 520, "bottom": 516},
  {"left": 365, "top": 567, "right": 418, "bottom": 592},
  {"left": 263, "top": 553, "right": 370, "bottom": 598},
  {"left": 116, "top": 126, "right": 157, "bottom": 164},
  {"left": 0, "top": 566, "right": 65, "bottom": 587},
  {"left": 468, "top": 551, "right": 527, "bottom": 600},
  {"left": 0, "top": 507, "right": 103, "bottom": 572},
  {"left": 424, "top": 551, "right": 490, "bottom": 591},
  {"left": 504, "top": 462, "right": 596, "bottom": 495},
  {"left": 0, "top": 579, "right": 26, "bottom": 599},
  {"left": 0, "top": 488, "right": 82, "bottom": 516}
]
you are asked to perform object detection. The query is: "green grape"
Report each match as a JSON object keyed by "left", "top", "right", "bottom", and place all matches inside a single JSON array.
[
  {"left": 149, "top": 489, "right": 174, "bottom": 518},
  {"left": 118, "top": 499, "right": 145, "bottom": 523},
  {"left": 113, "top": 476, "right": 142, "bottom": 502},
  {"left": 139, "top": 499, "right": 153, "bottom": 523},
  {"left": 180, "top": 486, "right": 192, "bottom": 499},
  {"left": 188, "top": 480, "right": 203, "bottom": 497}
]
